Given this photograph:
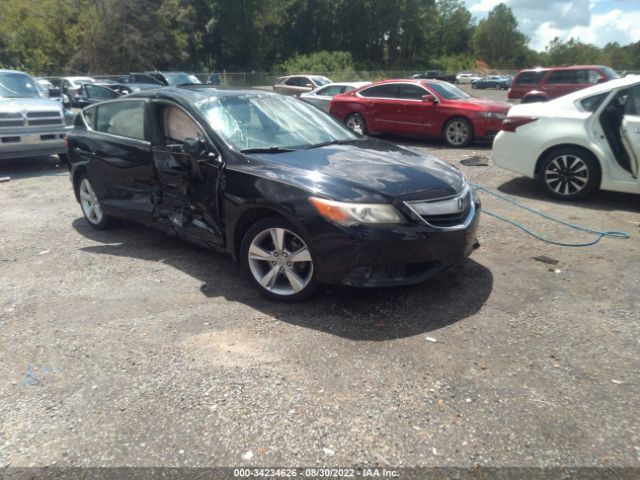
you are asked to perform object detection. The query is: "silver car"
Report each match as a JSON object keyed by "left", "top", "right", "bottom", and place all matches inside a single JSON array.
[
  {"left": 272, "top": 75, "right": 332, "bottom": 96},
  {"left": 300, "top": 82, "right": 371, "bottom": 111}
]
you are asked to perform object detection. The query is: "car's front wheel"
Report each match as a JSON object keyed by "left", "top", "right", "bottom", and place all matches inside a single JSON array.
[
  {"left": 443, "top": 117, "right": 474, "bottom": 147},
  {"left": 538, "top": 148, "right": 600, "bottom": 200},
  {"left": 78, "top": 175, "right": 114, "bottom": 229},
  {"left": 345, "top": 113, "right": 368, "bottom": 135},
  {"left": 241, "top": 218, "right": 317, "bottom": 302}
]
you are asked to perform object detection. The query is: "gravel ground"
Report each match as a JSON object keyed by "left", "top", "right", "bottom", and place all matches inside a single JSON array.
[{"left": 0, "top": 87, "right": 639, "bottom": 469}]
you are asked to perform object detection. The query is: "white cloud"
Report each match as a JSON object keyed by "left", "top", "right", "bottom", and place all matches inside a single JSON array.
[{"left": 466, "top": 0, "right": 640, "bottom": 50}]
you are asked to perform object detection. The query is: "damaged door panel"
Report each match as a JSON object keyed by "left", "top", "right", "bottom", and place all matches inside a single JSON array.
[{"left": 151, "top": 140, "right": 224, "bottom": 250}]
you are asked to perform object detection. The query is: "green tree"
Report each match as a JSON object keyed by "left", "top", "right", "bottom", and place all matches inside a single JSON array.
[{"left": 472, "top": 3, "right": 527, "bottom": 67}]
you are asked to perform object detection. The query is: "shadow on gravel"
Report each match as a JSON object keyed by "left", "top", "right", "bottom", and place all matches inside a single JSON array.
[
  {"left": 0, "top": 155, "right": 68, "bottom": 180},
  {"left": 73, "top": 218, "right": 493, "bottom": 341},
  {"left": 497, "top": 177, "right": 640, "bottom": 213}
]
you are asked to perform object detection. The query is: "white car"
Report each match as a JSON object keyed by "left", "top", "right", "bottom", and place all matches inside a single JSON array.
[
  {"left": 61, "top": 76, "right": 96, "bottom": 106},
  {"left": 300, "top": 82, "right": 371, "bottom": 111},
  {"left": 456, "top": 72, "right": 482, "bottom": 84},
  {"left": 492, "top": 75, "right": 640, "bottom": 200}
]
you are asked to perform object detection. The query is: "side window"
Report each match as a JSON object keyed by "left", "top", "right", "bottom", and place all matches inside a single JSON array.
[
  {"left": 547, "top": 70, "right": 577, "bottom": 84},
  {"left": 575, "top": 69, "right": 597, "bottom": 84},
  {"left": 515, "top": 71, "right": 545, "bottom": 85},
  {"left": 85, "top": 85, "right": 120, "bottom": 100},
  {"left": 580, "top": 92, "right": 608, "bottom": 112},
  {"left": 589, "top": 70, "right": 602, "bottom": 84},
  {"left": 285, "top": 77, "right": 301, "bottom": 86},
  {"left": 625, "top": 86, "right": 640, "bottom": 117},
  {"left": 94, "top": 100, "right": 146, "bottom": 140},
  {"left": 359, "top": 84, "right": 399, "bottom": 98},
  {"left": 344, "top": 86, "right": 355, "bottom": 92},
  {"left": 319, "top": 85, "right": 343, "bottom": 96},
  {"left": 397, "top": 84, "right": 427, "bottom": 100},
  {"left": 83, "top": 106, "right": 97, "bottom": 129},
  {"left": 301, "top": 77, "right": 313, "bottom": 87}
]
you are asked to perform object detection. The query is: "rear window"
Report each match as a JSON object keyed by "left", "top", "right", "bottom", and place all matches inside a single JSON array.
[
  {"left": 515, "top": 71, "right": 545, "bottom": 85},
  {"left": 580, "top": 92, "right": 608, "bottom": 112}
]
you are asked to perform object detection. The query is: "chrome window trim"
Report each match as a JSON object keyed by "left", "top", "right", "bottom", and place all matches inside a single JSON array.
[{"left": 356, "top": 82, "right": 430, "bottom": 101}]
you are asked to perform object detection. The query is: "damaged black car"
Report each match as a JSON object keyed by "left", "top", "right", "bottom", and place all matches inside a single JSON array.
[{"left": 67, "top": 86, "right": 480, "bottom": 301}]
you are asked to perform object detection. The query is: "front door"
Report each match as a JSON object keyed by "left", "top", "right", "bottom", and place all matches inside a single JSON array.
[
  {"left": 150, "top": 102, "right": 224, "bottom": 249},
  {"left": 620, "top": 84, "right": 640, "bottom": 179}
]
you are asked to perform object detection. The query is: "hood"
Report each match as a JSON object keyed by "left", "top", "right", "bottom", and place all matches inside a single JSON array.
[
  {"left": 0, "top": 97, "right": 63, "bottom": 113},
  {"left": 242, "top": 138, "right": 465, "bottom": 202},
  {"left": 451, "top": 97, "right": 511, "bottom": 112}
]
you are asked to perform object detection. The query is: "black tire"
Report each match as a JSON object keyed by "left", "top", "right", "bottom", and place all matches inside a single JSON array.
[
  {"left": 240, "top": 217, "right": 318, "bottom": 302},
  {"left": 537, "top": 147, "right": 600, "bottom": 201},
  {"left": 521, "top": 95, "right": 547, "bottom": 104},
  {"left": 443, "top": 117, "right": 474, "bottom": 148},
  {"left": 345, "top": 113, "right": 368, "bottom": 135},
  {"left": 76, "top": 174, "right": 114, "bottom": 230}
]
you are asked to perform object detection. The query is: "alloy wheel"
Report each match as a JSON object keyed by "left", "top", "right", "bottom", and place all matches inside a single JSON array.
[
  {"left": 247, "top": 227, "right": 314, "bottom": 296},
  {"left": 79, "top": 178, "right": 103, "bottom": 225},
  {"left": 346, "top": 114, "right": 365, "bottom": 134},
  {"left": 544, "top": 154, "right": 589, "bottom": 196},
  {"left": 445, "top": 120, "right": 470, "bottom": 146}
]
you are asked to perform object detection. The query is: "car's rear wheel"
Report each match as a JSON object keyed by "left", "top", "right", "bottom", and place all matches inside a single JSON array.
[
  {"left": 538, "top": 148, "right": 600, "bottom": 200},
  {"left": 345, "top": 113, "right": 368, "bottom": 135},
  {"left": 443, "top": 117, "right": 474, "bottom": 147},
  {"left": 241, "top": 218, "right": 317, "bottom": 302},
  {"left": 78, "top": 176, "right": 113, "bottom": 229}
]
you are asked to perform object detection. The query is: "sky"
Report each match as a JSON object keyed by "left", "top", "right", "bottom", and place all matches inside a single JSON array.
[{"left": 464, "top": 0, "right": 640, "bottom": 51}]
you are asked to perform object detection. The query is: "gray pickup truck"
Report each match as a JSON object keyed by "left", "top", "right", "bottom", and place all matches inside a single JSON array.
[{"left": 0, "top": 69, "right": 74, "bottom": 160}]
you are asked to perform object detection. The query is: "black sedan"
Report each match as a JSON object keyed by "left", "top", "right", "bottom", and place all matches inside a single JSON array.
[{"left": 66, "top": 86, "right": 480, "bottom": 301}]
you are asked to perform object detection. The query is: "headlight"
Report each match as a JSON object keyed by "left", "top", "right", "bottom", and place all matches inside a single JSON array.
[
  {"left": 480, "top": 111, "right": 506, "bottom": 119},
  {"left": 309, "top": 197, "right": 406, "bottom": 226}
]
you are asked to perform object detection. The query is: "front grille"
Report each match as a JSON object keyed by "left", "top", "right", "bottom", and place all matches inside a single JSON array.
[
  {"left": 420, "top": 203, "right": 471, "bottom": 228},
  {"left": 0, "top": 112, "right": 24, "bottom": 128},
  {"left": 404, "top": 186, "right": 473, "bottom": 229},
  {"left": 27, "top": 111, "right": 63, "bottom": 127}
]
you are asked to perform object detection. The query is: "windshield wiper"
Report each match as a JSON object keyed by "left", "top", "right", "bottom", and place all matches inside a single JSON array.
[
  {"left": 240, "top": 146, "right": 295, "bottom": 154},
  {"left": 304, "top": 139, "right": 361, "bottom": 149}
]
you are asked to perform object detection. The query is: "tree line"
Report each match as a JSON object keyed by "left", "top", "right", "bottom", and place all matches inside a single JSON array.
[{"left": 1, "top": 0, "right": 639, "bottom": 76}]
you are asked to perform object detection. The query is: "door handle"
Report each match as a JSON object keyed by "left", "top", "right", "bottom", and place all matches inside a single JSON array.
[{"left": 74, "top": 147, "right": 95, "bottom": 157}]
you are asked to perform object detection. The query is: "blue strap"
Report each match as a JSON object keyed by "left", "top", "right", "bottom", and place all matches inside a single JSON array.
[{"left": 470, "top": 183, "right": 631, "bottom": 247}]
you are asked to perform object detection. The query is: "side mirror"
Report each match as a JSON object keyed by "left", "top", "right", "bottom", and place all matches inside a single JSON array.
[
  {"left": 183, "top": 137, "right": 205, "bottom": 158},
  {"left": 48, "top": 88, "right": 62, "bottom": 98},
  {"left": 421, "top": 94, "right": 437, "bottom": 104}
]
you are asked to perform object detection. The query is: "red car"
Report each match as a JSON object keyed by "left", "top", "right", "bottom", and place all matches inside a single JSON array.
[
  {"left": 328, "top": 79, "right": 511, "bottom": 147},
  {"left": 507, "top": 65, "right": 619, "bottom": 103}
]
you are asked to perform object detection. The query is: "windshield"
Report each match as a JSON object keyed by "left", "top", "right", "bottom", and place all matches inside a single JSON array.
[
  {"left": 602, "top": 67, "right": 620, "bottom": 80},
  {"left": 427, "top": 82, "right": 472, "bottom": 100},
  {"left": 196, "top": 94, "right": 359, "bottom": 150},
  {"left": 311, "top": 76, "right": 331, "bottom": 87},
  {"left": 165, "top": 73, "right": 201, "bottom": 86},
  {"left": 0, "top": 72, "right": 43, "bottom": 99}
]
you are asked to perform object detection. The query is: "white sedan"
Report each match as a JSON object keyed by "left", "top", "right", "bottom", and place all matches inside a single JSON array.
[
  {"left": 300, "top": 82, "right": 371, "bottom": 111},
  {"left": 456, "top": 73, "right": 482, "bottom": 84},
  {"left": 492, "top": 75, "right": 640, "bottom": 200}
]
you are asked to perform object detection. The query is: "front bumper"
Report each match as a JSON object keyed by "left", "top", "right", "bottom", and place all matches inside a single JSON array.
[
  {"left": 0, "top": 126, "right": 71, "bottom": 159},
  {"left": 310, "top": 200, "right": 481, "bottom": 287}
]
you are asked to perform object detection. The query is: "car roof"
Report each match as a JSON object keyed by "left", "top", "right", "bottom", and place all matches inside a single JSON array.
[
  {"left": 128, "top": 85, "right": 281, "bottom": 102},
  {"left": 518, "top": 65, "right": 609, "bottom": 74},
  {"left": 559, "top": 75, "right": 640, "bottom": 101}
]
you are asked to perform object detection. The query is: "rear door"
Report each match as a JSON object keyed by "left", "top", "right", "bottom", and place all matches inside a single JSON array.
[
  {"left": 620, "top": 84, "right": 640, "bottom": 179},
  {"left": 357, "top": 84, "right": 401, "bottom": 134},
  {"left": 544, "top": 70, "right": 577, "bottom": 99},
  {"left": 84, "top": 84, "right": 121, "bottom": 105},
  {"left": 76, "top": 99, "right": 156, "bottom": 223}
]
